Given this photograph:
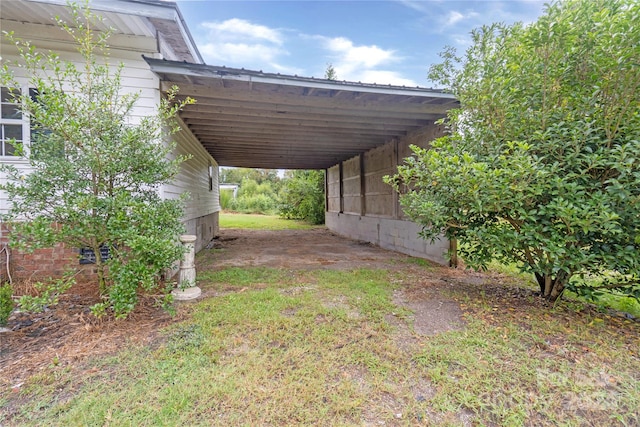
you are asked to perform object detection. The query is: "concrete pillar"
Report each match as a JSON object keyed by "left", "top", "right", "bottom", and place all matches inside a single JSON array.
[{"left": 172, "top": 234, "right": 201, "bottom": 300}]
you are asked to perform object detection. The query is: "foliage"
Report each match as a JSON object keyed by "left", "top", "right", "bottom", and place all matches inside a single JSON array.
[
  {"left": 220, "top": 167, "right": 281, "bottom": 188},
  {"left": 219, "top": 169, "right": 281, "bottom": 215},
  {"left": 0, "top": 2, "right": 194, "bottom": 318},
  {"left": 387, "top": 0, "right": 640, "bottom": 302},
  {"left": 219, "top": 188, "right": 234, "bottom": 210},
  {"left": 17, "top": 274, "right": 75, "bottom": 313},
  {"left": 0, "top": 283, "right": 13, "bottom": 326},
  {"left": 279, "top": 170, "right": 325, "bottom": 224},
  {"left": 325, "top": 63, "right": 338, "bottom": 80},
  {"left": 229, "top": 177, "right": 280, "bottom": 214}
]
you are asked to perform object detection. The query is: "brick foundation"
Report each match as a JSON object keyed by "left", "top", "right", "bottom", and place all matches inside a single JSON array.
[{"left": 0, "top": 225, "right": 98, "bottom": 283}]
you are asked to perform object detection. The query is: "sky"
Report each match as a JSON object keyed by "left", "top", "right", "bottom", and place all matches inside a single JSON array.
[{"left": 175, "top": 0, "right": 547, "bottom": 88}]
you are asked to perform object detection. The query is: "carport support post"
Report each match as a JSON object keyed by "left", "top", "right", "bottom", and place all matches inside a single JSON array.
[{"left": 172, "top": 234, "right": 201, "bottom": 300}]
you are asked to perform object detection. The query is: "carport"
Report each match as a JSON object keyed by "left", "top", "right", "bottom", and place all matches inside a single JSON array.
[{"left": 145, "top": 57, "right": 460, "bottom": 264}]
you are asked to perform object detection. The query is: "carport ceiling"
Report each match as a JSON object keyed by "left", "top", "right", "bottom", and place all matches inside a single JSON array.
[{"left": 145, "top": 57, "right": 459, "bottom": 170}]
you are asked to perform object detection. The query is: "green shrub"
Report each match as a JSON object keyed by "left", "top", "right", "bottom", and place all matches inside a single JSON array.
[
  {"left": 18, "top": 274, "right": 75, "bottom": 313},
  {"left": 219, "top": 189, "right": 234, "bottom": 210},
  {"left": 279, "top": 170, "right": 325, "bottom": 224},
  {"left": 230, "top": 193, "right": 279, "bottom": 215},
  {"left": 0, "top": 283, "right": 13, "bottom": 326}
]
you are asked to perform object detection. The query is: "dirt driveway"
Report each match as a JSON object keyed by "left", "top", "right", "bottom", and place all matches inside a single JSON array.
[{"left": 199, "top": 228, "right": 413, "bottom": 270}]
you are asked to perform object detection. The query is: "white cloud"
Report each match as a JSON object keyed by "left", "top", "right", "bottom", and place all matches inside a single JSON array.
[
  {"left": 196, "top": 18, "right": 290, "bottom": 71},
  {"left": 446, "top": 11, "right": 465, "bottom": 26},
  {"left": 396, "top": 0, "right": 432, "bottom": 13},
  {"left": 358, "top": 70, "right": 418, "bottom": 87},
  {"left": 201, "top": 19, "right": 283, "bottom": 45},
  {"left": 193, "top": 19, "right": 418, "bottom": 85},
  {"left": 199, "top": 42, "right": 280, "bottom": 65},
  {"left": 320, "top": 36, "right": 416, "bottom": 86},
  {"left": 326, "top": 37, "right": 394, "bottom": 68}
]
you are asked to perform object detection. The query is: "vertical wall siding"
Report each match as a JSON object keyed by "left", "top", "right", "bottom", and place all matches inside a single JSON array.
[
  {"left": 325, "top": 121, "right": 451, "bottom": 265},
  {"left": 327, "top": 165, "right": 341, "bottom": 212},
  {"left": 342, "top": 156, "right": 362, "bottom": 214}
]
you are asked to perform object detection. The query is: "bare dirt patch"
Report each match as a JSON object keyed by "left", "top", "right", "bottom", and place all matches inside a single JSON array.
[
  {"left": 199, "top": 228, "right": 410, "bottom": 270},
  {"left": 392, "top": 285, "right": 466, "bottom": 336}
]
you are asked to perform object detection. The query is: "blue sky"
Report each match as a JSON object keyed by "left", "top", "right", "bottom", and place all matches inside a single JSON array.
[{"left": 176, "top": 0, "right": 547, "bottom": 88}]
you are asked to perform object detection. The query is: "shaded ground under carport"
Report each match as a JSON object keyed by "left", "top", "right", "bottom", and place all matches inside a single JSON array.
[{"left": 200, "top": 228, "right": 411, "bottom": 270}]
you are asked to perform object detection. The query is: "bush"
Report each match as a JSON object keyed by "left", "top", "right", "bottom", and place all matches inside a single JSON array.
[
  {"left": 226, "top": 177, "right": 280, "bottom": 215},
  {"left": 230, "top": 193, "right": 279, "bottom": 215},
  {"left": 0, "top": 3, "right": 192, "bottom": 318},
  {"left": 388, "top": 0, "right": 640, "bottom": 303},
  {"left": 219, "top": 189, "right": 234, "bottom": 210},
  {"left": 279, "top": 170, "right": 325, "bottom": 224},
  {"left": 17, "top": 274, "right": 75, "bottom": 313},
  {"left": 0, "top": 283, "right": 13, "bottom": 326}
]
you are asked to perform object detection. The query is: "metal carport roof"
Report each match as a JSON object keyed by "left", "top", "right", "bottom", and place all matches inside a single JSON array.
[{"left": 145, "top": 57, "right": 459, "bottom": 170}]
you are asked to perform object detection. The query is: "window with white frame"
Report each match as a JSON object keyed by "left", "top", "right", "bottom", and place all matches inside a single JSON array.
[
  {"left": 0, "top": 87, "right": 24, "bottom": 156},
  {"left": 0, "top": 87, "right": 41, "bottom": 158}
]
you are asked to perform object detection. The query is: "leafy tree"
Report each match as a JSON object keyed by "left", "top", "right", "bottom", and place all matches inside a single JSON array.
[
  {"left": 0, "top": 2, "right": 194, "bottom": 317},
  {"left": 325, "top": 63, "right": 338, "bottom": 81},
  {"left": 280, "top": 170, "right": 325, "bottom": 225},
  {"left": 220, "top": 167, "right": 281, "bottom": 187},
  {"left": 229, "top": 177, "right": 280, "bottom": 214},
  {"left": 387, "top": 0, "right": 640, "bottom": 302}
]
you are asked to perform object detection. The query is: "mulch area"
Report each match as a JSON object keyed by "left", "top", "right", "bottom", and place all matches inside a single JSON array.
[{"left": 1, "top": 280, "right": 184, "bottom": 391}]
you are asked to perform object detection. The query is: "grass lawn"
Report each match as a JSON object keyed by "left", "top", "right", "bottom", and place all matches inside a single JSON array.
[
  {"left": 2, "top": 214, "right": 638, "bottom": 426},
  {"left": 219, "top": 212, "right": 316, "bottom": 230},
  {"left": 4, "top": 267, "right": 638, "bottom": 426}
]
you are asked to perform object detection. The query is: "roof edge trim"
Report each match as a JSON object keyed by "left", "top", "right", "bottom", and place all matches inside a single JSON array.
[{"left": 144, "top": 57, "right": 458, "bottom": 99}]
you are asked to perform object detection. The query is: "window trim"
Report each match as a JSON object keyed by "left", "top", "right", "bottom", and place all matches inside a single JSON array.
[{"left": 0, "top": 85, "right": 31, "bottom": 162}]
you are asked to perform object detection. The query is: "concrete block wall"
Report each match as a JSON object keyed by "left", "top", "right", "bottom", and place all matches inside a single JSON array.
[
  {"left": 183, "top": 211, "right": 219, "bottom": 253},
  {"left": 325, "top": 212, "right": 450, "bottom": 264},
  {"left": 326, "top": 121, "right": 451, "bottom": 265}
]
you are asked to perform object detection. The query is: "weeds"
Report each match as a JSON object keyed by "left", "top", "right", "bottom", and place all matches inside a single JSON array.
[{"left": 2, "top": 265, "right": 639, "bottom": 426}]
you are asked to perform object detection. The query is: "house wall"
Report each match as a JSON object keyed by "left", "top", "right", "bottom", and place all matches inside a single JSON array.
[
  {"left": 325, "top": 122, "right": 452, "bottom": 265},
  {"left": 0, "top": 17, "right": 220, "bottom": 281},
  {"left": 166, "top": 118, "right": 221, "bottom": 253}
]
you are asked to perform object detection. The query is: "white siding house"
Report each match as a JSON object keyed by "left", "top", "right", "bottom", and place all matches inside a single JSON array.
[{"left": 0, "top": 0, "right": 220, "bottom": 278}]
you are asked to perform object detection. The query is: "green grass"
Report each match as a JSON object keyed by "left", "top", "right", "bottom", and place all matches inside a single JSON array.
[
  {"left": 3, "top": 266, "right": 639, "bottom": 426},
  {"left": 219, "top": 212, "right": 316, "bottom": 230}
]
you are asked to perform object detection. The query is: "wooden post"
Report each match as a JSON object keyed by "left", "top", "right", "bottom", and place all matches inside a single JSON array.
[
  {"left": 339, "top": 162, "right": 344, "bottom": 213},
  {"left": 324, "top": 168, "right": 329, "bottom": 213},
  {"left": 359, "top": 153, "right": 366, "bottom": 216},
  {"left": 392, "top": 139, "right": 400, "bottom": 219}
]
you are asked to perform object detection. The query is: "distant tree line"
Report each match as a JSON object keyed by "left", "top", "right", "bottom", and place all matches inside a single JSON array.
[{"left": 219, "top": 168, "right": 325, "bottom": 225}]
